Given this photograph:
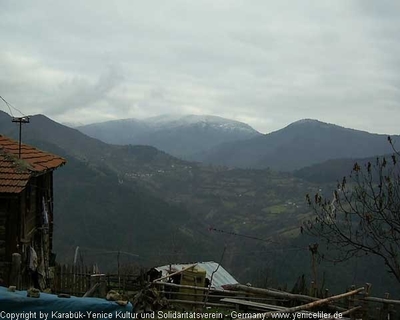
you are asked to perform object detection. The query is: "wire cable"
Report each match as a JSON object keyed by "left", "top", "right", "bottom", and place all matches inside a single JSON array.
[
  {"left": 0, "top": 95, "right": 14, "bottom": 117},
  {"left": 0, "top": 95, "right": 28, "bottom": 117}
]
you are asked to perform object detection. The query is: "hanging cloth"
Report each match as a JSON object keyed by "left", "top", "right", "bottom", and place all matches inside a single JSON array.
[
  {"left": 42, "top": 197, "right": 49, "bottom": 226},
  {"left": 28, "top": 246, "right": 38, "bottom": 272}
]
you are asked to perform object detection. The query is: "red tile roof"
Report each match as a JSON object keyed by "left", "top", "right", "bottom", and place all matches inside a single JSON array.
[{"left": 0, "top": 135, "right": 66, "bottom": 193}]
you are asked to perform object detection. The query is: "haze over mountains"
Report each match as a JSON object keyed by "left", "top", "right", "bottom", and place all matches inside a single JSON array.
[
  {"left": 77, "top": 114, "right": 261, "bottom": 159},
  {"left": 77, "top": 115, "right": 398, "bottom": 171},
  {"left": 198, "top": 119, "right": 398, "bottom": 171}
]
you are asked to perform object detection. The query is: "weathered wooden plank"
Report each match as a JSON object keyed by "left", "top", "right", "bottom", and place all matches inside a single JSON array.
[
  {"left": 341, "top": 306, "right": 362, "bottom": 317},
  {"left": 364, "top": 296, "right": 400, "bottom": 305},
  {"left": 65, "top": 264, "right": 70, "bottom": 293},
  {"left": 83, "top": 282, "right": 100, "bottom": 297},
  {"left": 152, "top": 263, "right": 197, "bottom": 283},
  {"left": 225, "top": 284, "right": 322, "bottom": 302},
  {"left": 167, "top": 299, "right": 235, "bottom": 308},
  {"left": 9, "top": 253, "right": 21, "bottom": 288},
  {"left": 159, "top": 291, "right": 286, "bottom": 302},
  {"left": 153, "top": 281, "right": 251, "bottom": 295},
  {"left": 221, "top": 298, "right": 287, "bottom": 311},
  {"left": 262, "top": 287, "right": 364, "bottom": 318}
]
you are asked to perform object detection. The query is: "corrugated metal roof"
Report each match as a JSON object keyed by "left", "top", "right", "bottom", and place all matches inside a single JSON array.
[
  {"left": 155, "top": 261, "right": 238, "bottom": 290},
  {"left": 0, "top": 135, "right": 66, "bottom": 193}
]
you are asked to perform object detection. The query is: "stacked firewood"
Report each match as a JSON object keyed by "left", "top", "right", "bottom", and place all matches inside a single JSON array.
[{"left": 133, "top": 285, "right": 169, "bottom": 313}]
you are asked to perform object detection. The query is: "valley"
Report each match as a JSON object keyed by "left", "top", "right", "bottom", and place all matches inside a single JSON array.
[{"left": 0, "top": 110, "right": 399, "bottom": 296}]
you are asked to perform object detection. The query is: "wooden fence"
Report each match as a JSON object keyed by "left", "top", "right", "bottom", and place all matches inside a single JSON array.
[
  {"left": 52, "top": 264, "right": 92, "bottom": 296},
  {"left": 51, "top": 264, "right": 141, "bottom": 296},
  {"left": 43, "top": 264, "right": 400, "bottom": 319},
  {"left": 150, "top": 281, "right": 400, "bottom": 320}
]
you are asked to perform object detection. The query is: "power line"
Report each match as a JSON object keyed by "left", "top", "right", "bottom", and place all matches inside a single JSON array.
[
  {"left": 208, "top": 227, "right": 276, "bottom": 243},
  {"left": 0, "top": 95, "right": 31, "bottom": 158},
  {"left": 0, "top": 95, "right": 27, "bottom": 117},
  {"left": 78, "top": 246, "right": 308, "bottom": 261},
  {"left": 208, "top": 225, "right": 302, "bottom": 247},
  {"left": 69, "top": 242, "right": 309, "bottom": 259},
  {"left": 77, "top": 246, "right": 140, "bottom": 258},
  {"left": 0, "top": 95, "right": 13, "bottom": 116}
]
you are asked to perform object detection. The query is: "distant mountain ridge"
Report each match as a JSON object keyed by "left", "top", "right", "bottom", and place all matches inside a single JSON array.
[
  {"left": 294, "top": 153, "right": 395, "bottom": 184},
  {"left": 0, "top": 110, "right": 313, "bottom": 274},
  {"left": 1, "top": 110, "right": 398, "bottom": 294},
  {"left": 197, "top": 119, "right": 399, "bottom": 171},
  {"left": 76, "top": 114, "right": 261, "bottom": 159}
]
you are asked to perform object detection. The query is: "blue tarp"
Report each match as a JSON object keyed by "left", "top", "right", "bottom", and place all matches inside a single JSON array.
[{"left": 0, "top": 287, "right": 133, "bottom": 319}]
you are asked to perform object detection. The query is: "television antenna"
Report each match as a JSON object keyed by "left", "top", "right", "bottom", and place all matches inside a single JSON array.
[
  {"left": 12, "top": 116, "right": 30, "bottom": 158},
  {"left": 0, "top": 96, "right": 30, "bottom": 158}
]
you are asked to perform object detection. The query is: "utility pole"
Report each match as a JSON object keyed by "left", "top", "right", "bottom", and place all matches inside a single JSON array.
[
  {"left": 117, "top": 250, "right": 120, "bottom": 290},
  {"left": 309, "top": 243, "right": 319, "bottom": 297},
  {"left": 12, "top": 116, "right": 30, "bottom": 158}
]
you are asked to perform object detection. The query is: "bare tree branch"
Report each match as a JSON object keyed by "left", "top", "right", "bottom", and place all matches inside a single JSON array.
[{"left": 304, "top": 137, "right": 400, "bottom": 283}]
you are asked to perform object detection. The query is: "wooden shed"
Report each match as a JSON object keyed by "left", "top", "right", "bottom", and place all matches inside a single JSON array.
[{"left": 0, "top": 135, "right": 65, "bottom": 288}]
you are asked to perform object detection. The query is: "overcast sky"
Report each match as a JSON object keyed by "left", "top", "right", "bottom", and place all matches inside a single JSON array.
[{"left": 1, "top": 0, "right": 399, "bottom": 134}]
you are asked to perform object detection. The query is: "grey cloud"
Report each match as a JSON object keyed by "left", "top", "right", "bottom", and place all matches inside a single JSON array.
[
  {"left": 0, "top": 0, "right": 400, "bottom": 134},
  {"left": 38, "top": 65, "right": 125, "bottom": 116}
]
